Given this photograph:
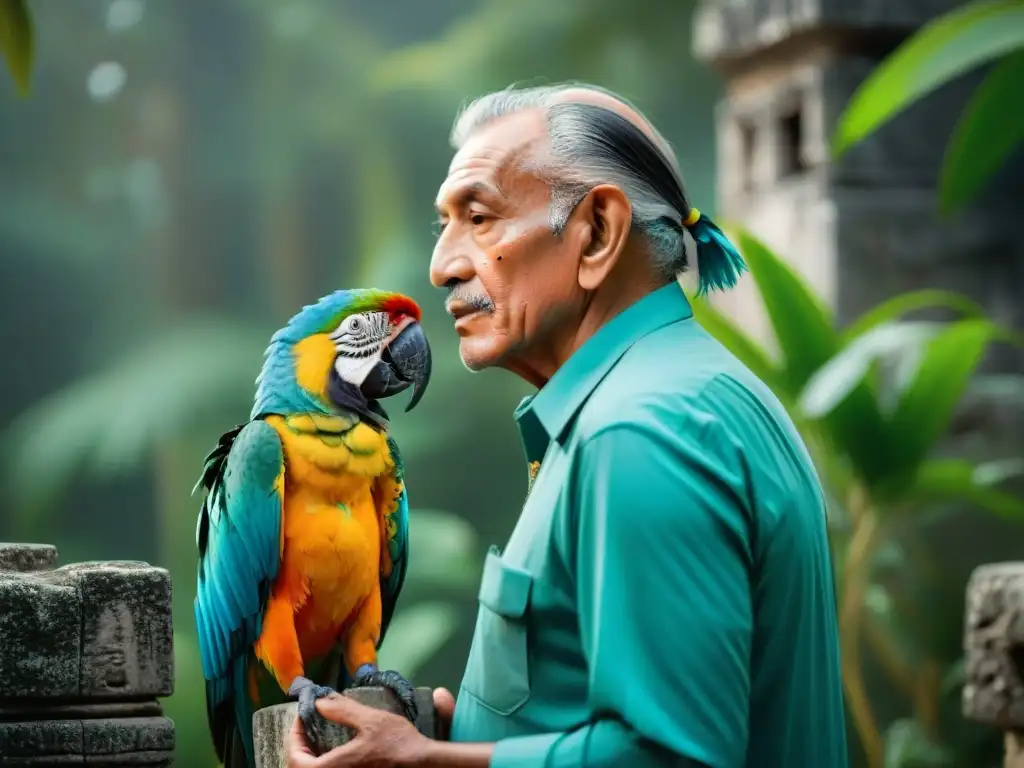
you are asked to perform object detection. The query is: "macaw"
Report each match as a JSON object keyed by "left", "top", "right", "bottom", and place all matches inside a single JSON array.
[{"left": 193, "top": 289, "right": 432, "bottom": 768}]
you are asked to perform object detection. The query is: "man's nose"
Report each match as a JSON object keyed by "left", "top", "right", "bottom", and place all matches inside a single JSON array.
[{"left": 429, "top": 236, "right": 476, "bottom": 289}]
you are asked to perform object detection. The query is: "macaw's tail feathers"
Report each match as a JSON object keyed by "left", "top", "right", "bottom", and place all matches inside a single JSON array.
[
  {"left": 220, "top": 726, "right": 249, "bottom": 768},
  {"left": 206, "top": 656, "right": 256, "bottom": 768}
]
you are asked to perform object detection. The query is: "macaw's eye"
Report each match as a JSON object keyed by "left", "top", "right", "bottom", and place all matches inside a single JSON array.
[{"left": 346, "top": 316, "right": 363, "bottom": 333}]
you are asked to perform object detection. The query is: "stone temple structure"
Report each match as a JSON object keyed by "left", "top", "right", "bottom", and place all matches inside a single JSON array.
[
  {"left": 690, "top": 0, "right": 1024, "bottom": 347},
  {"left": 0, "top": 543, "right": 175, "bottom": 766}
]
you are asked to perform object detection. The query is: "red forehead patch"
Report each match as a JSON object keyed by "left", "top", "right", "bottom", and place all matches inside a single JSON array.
[{"left": 381, "top": 294, "right": 421, "bottom": 322}]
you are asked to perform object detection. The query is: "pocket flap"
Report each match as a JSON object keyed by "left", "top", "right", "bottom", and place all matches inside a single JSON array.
[{"left": 478, "top": 549, "right": 533, "bottom": 619}]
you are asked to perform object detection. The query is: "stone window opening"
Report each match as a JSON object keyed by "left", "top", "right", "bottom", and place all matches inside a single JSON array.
[{"left": 779, "top": 104, "right": 808, "bottom": 178}]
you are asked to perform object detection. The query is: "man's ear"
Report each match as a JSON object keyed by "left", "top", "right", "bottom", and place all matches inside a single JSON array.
[{"left": 570, "top": 184, "right": 632, "bottom": 291}]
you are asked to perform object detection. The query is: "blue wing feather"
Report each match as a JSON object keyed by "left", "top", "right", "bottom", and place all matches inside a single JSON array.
[
  {"left": 378, "top": 434, "right": 410, "bottom": 647},
  {"left": 194, "top": 419, "right": 284, "bottom": 767}
]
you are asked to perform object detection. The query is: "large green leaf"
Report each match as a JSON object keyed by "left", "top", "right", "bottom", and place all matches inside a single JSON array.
[
  {"left": 0, "top": 0, "right": 33, "bottom": 95},
  {"left": 841, "top": 289, "right": 987, "bottom": 343},
  {"left": 1, "top": 319, "right": 270, "bottom": 520},
  {"left": 690, "top": 294, "right": 783, "bottom": 393},
  {"left": 886, "top": 319, "right": 1019, "bottom": 486},
  {"left": 730, "top": 227, "right": 838, "bottom": 391},
  {"left": 833, "top": 0, "right": 1024, "bottom": 156},
  {"left": 905, "top": 459, "right": 1024, "bottom": 520},
  {"left": 800, "top": 322, "right": 944, "bottom": 419},
  {"left": 939, "top": 48, "right": 1024, "bottom": 214},
  {"left": 729, "top": 226, "right": 890, "bottom": 486}
]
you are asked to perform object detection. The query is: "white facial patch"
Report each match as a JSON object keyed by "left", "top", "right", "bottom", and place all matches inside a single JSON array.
[{"left": 329, "top": 311, "right": 389, "bottom": 387}]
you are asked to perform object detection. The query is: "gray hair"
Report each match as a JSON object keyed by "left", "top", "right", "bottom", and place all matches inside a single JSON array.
[{"left": 450, "top": 82, "right": 693, "bottom": 279}]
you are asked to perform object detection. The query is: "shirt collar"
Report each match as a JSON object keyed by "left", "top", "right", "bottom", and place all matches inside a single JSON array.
[{"left": 514, "top": 281, "right": 693, "bottom": 456}]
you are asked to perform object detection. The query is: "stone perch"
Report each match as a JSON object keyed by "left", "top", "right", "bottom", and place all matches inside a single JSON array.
[
  {"left": 253, "top": 687, "right": 436, "bottom": 768},
  {"left": 963, "top": 562, "right": 1024, "bottom": 768},
  {"left": 0, "top": 543, "right": 175, "bottom": 766}
]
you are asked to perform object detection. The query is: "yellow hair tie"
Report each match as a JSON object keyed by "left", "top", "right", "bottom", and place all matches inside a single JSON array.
[{"left": 682, "top": 208, "right": 701, "bottom": 228}]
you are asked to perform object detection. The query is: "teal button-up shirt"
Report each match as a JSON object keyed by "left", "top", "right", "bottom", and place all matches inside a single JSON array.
[{"left": 450, "top": 282, "right": 848, "bottom": 768}]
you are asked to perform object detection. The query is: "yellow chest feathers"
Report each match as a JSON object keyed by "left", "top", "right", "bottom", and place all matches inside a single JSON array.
[{"left": 266, "top": 413, "right": 393, "bottom": 494}]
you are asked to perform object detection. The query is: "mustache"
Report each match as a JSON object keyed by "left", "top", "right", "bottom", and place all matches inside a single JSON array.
[{"left": 445, "top": 284, "right": 495, "bottom": 315}]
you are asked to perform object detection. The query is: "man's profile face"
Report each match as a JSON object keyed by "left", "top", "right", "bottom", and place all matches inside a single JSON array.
[{"left": 429, "top": 111, "right": 582, "bottom": 372}]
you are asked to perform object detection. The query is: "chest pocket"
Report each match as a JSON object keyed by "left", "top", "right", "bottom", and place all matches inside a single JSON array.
[{"left": 460, "top": 547, "right": 534, "bottom": 716}]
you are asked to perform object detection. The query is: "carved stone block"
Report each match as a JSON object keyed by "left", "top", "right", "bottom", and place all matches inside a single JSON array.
[
  {"left": 963, "top": 562, "right": 1024, "bottom": 732},
  {"left": 60, "top": 562, "right": 175, "bottom": 699},
  {"left": 0, "top": 543, "right": 176, "bottom": 766},
  {"left": 252, "top": 687, "right": 436, "bottom": 768}
]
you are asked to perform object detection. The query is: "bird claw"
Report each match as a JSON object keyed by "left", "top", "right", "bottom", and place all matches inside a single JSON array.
[
  {"left": 352, "top": 667, "right": 419, "bottom": 723},
  {"left": 289, "top": 676, "right": 338, "bottom": 754}
]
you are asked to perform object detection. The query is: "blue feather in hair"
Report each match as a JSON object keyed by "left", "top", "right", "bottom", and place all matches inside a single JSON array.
[{"left": 684, "top": 208, "right": 747, "bottom": 297}]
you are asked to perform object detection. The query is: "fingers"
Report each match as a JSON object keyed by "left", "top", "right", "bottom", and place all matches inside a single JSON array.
[
  {"left": 432, "top": 687, "right": 456, "bottom": 741},
  {"left": 315, "top": 691, "right": 375, "bottom": 727},
  {"left": 286, "top": 716, "right": 317, "bottom": 768},
  {"left": 433, "top": 687, "right": 456, "bottom": 717}
]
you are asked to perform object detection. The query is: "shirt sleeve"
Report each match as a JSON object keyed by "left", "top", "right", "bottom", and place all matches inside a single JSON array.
[{"left": 490, "top": 417, "right": 753, "bottom": 768}]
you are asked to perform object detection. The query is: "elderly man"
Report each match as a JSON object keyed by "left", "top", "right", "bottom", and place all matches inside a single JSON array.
[{"left": 287, "top": 82, "right": 848, "bottom": 768}]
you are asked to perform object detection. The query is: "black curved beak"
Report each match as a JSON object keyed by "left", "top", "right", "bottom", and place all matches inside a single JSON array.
[{"left": 359, "top": 321, "right": 432, "bottom": 412}]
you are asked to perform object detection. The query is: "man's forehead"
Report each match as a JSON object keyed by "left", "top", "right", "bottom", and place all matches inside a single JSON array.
[{"left": 437, "top": 111, "right": 547, "bottom": 203}]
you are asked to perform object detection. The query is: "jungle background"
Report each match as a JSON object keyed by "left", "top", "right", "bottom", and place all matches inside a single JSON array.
[{"left": 1, "top": 1, "right": 1022, "bottom": 767}]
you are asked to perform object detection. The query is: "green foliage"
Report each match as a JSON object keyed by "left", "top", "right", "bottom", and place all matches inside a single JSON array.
[
  {"left": 833, "top": 0, "right": 1024, "bottom": 213},
  {"left": 840, "top": 290, "right": 986, "bottom": 343},
  {"left": 908, "top": 459, "right": 1024, "bottom": 521},
  {"left": 799, "top": 321, "right": 944, "bottom": 419},
  {"left": 693, "top": 226, "right": 1023, "bottom": 767},
  {"left": 0, "top": 0, "right": 33, "bottom": 95},
  {"left": 700, "top": 227, "right": 1023, "bottom": 519},
  {"left": 0, "top": 318, "right": 271, "bottom": 526},
  {"left": 885, "top": 319, "right": 1020, "bottom": 489},
  {"left": 883, "top": 720, "right": 955, "bottom": 768},
  {"left": 372, "top": 0, "right": 701, "bottom": 100},
  {"left": 940, "top": 49, "right": 1024, "bottom": 213}
]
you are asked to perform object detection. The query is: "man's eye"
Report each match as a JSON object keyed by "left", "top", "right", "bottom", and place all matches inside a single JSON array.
[
  {"left": 470, "top": 213, "right": 488, "bottom": 226},
  {"left": 432, "top": 220, "right": 448, "bottom": 237}
]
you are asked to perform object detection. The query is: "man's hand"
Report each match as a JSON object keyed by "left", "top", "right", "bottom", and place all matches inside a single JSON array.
[
  {"left": 432, "top": 687, "right": 456, "bottom": 741},
  {"left": 286, "top": 688, "right": 459, "bottom": 768}
]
